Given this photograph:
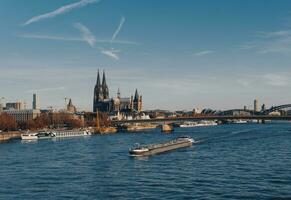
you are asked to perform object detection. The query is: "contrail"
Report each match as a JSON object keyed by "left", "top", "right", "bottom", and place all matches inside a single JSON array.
[
  {"left": 23, "top": 0, "right": 100, "bottom": 26},
  {"left": 18, "top": 33, "right": 140, "bottom": 45},
  {"left": 74, "top": 23, "right": 96, "bottom": 47},
  {"left": 111, "top": 16, "right": 126, "bottom": 42},
  {"left": 101, "top": 49, "right": 120, "bottom": 60}
]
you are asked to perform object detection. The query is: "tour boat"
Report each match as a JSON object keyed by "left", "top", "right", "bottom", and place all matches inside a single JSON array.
[
  {"left": 21, "top": 130, "right": 91, "bottom": 140},
  {"left": 51, "top": 130, "right": 91, "bottom": 138},
  {"left": 21, "top": 131, "right": 55, "bottom": 140}
]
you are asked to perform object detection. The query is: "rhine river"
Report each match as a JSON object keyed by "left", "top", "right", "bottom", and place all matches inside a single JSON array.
[{"left": 1, "top": 123, "right": 291, "bottom": 200}]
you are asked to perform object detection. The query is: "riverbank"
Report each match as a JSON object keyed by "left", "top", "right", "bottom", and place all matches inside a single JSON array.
[{"left": 0, "top": 131, "right": 21, "bottom": 142}]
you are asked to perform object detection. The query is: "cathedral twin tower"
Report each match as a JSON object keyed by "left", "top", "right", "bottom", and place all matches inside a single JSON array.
[
  {"left": 94, "top": 70, "right": 109, "bottom": 105},
  {"left": 93, "top": 70, "right": 142, "bottom": 113}
]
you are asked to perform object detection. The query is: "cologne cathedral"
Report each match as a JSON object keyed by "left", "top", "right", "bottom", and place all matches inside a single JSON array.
[{"left": 93, "top": 70, "right": 142, "bottom": 114}]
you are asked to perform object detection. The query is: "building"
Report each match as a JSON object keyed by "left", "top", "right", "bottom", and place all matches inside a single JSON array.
[
  {"left": 93, "top": 70, "right": 112, "bottom": 112},
  {"left": 132, "top": 89, "right": 142, "bottom": 112},
  {"left": 93, "top": 70, "right": 143, "bottom": 114},
  {"left": 32, "top": 93, "right": 40, "bottom": 110},
  {"left": 114, "top": 88, "right": 131, "bottom": 112},
  {"left": 254, "top": 99, "right": 259, "bottom": 112},
  {"left": 6, "top": 102, "right": 25, "bottom": 110},
  {"left": 4, "top": 109, "right": 41, "bottom": 123},
  {"left": 67, "top": 98, "right": 77, "bottom": 113},
  {"left": 114, "top": 88, "right": 142, "bottom": 113}
]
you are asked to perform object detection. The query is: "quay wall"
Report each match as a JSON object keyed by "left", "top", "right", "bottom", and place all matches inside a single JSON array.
[{"left": 0, "top": 131, "right": 21, "bottom": 142}]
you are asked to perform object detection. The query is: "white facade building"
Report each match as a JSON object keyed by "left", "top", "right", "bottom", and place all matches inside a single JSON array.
[{"left": 4, "top": 109, "right": 41, "bottom": 123}]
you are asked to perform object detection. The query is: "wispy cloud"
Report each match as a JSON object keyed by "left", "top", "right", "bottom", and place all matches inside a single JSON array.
[
  {"left": 100, "top": 16, "right": 126, "bottom": 60},
  {"left": 18, "top": 34, "right": 140, "bottom": 45},
  {"left": 241, "top": 29, "right": 291, "bottom": 54},
  {"left": 74, "top": 23, "right": 96, "bottom": 47},
  {"left": 100, "top": 49, "right": 120, "bottom": 60},
  {"left": 262, "top": 73, "right": 289, "bottom": 86},
  {"left": 19, "top": 34, "right": 83, "bottom": 41},
  {"left": 237, "top": 78, "right": 254, "bottom": 87},
  {"left": 237, "top": 73, "right": 290, "bottom": 87},
  {"left": 26, "top": 86, "right": 66, "bottom": 93},
  {"left": 22, "top": 0, "right": 100, "bottom": 26},
  {"left": 193, "top": 50, "right": 214, "bottom": 56},
  {"left": 111, "top": 16, "right": 126, "bottom": 42},
  {"left": 238, "top": 43, "right": 258, "bottom": 50}
]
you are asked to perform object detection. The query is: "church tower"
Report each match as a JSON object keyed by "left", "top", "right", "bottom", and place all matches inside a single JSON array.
[
  {"left": 133, "top": 89, "right": 142, "bottom": 112},
  {"left": 67, "top": 98, "right": 76, "bottom": 113},
  {"left": 102, "top": 70, "right": 109, "bottom": 99},
  {"left": 93, "top": 70, "right": 103, "bottom": 112}
]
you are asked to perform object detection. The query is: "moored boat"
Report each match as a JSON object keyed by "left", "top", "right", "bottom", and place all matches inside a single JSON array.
[
  {"left": 179, "top": 120, "right": 217, "bottom": 128},
  {"left": 21, "top": 131, "right": 55, "bottom": 140},
  {"left": 51, "top": 129, "right": 91, "bottom": 138},
  {"left": 129, "top": 136, "right": 196, "bottom": 156},
  {"left": 21, "top": 129, "right": 91, "bottom": 140}
]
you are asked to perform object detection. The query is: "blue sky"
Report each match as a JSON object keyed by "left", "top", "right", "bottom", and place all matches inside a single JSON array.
[{"left": 1, "top": 0, "right": 291, "bottom": 111}]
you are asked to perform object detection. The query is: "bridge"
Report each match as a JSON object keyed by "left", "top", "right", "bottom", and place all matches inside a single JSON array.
[
  {"left": 112, "top": 115, "right": 291, "bottom": 125},
  {"left": 212, "top": 104, "right": 291, "bottom": 116},
  {"left": 262, "top": 104, "right": 291, "bottom": 115}
]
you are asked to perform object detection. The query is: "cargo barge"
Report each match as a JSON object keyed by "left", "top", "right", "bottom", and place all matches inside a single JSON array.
[{"left": 129, "top": 136, "right": 195, "bottom": 156}]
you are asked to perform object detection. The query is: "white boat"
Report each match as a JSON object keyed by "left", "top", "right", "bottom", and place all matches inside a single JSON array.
[
  {"left": 21, "top": 132, "right": 38, "bottom": 140},
  {"left": 21, "top": 130, "right": 91, "bottom": 140},
  {"left": 21, "top": 131, "right": 55, "bottom": 140},
  {"left": 233, "top": 120, "right": 248, "bottom": 124},
  {"left": 51, "top": 130, "right": 91, "bottom": 138},
  {"left": 180, "top": 121, "right": 217, "bottom": 128}
]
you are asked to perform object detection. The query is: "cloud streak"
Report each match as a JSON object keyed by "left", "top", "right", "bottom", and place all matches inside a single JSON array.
[
  {"left": 111, "top": 16, "right": 126, "bottom": 42},
  {"left": 241, "top": 29, "right": 291, "bottom": 54},
  {"left": 100, "top": 49, "right": 120, "bottom": 60},
  {"left": 18, "top": 34, "right": 140, "bottom": 45},
  {"left": 100, "top": 16, "right": 126, "bottom": 60},
  {"left": 22, "top": 0, "right": 99, "bottom": 26},
  {"left": 262, "top": 73, "right": 289, "bottom": 86},
  {"left": 74, "top": 23, "right": 96, "bottom": 47},
  {"left": 237, "top": 73, "right": 290, "bottom": 87},
  {"left": 193, "top": 50, "right": 214, "bottom": 56},
  {"left": 26, "top": 86, "right": 66, "bottom": 93}
]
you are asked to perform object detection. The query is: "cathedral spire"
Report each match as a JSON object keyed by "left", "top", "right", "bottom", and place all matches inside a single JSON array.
[
  {"left": 96, "top": 70, "right": 101, "bottom": 86},
  {"left": 134, "top": 89, "right": 139, "bottom": 101},
  {"left": 102, "top": 70, "right": 107, "bottom": 86},
  {"left": 102, "top": 70, "right": 109, "bottom": 99}
]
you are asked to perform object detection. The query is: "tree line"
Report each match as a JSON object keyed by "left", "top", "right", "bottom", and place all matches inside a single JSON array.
[{"left": 0, "top": 112, "right": 83, "bottom": 131}]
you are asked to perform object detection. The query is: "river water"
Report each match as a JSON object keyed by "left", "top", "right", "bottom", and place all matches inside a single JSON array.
[{"left": 0, "top": 123, "right": 291, "bottom": 200}]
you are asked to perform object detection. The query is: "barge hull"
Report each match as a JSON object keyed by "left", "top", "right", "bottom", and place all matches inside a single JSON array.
[{"left": 131, "top": 141, "right": 192, "bottom": 156}]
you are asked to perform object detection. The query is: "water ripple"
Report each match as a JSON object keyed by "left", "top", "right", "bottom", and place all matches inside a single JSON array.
[{"left": 1, "top": 123, "right": 291, "bottom": 199}]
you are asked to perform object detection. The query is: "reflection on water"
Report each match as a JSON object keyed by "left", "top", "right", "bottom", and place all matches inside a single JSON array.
[
  {"left": 131, "top": 155, "right": 150, "bottom": 161},
  {"left": 21, "top": 139, "right": 38, "bottom": 144}
]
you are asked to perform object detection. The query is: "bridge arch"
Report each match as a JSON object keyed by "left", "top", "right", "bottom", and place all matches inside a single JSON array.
[{"left": 262, "top": 104, "right": 291, "bottom": 115}]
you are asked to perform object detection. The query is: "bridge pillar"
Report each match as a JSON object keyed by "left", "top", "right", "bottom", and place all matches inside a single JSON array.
[
  {"left": 257, "top": 119, "right": 265, "bottom": 124},
  {"left": 161, "top": 124, "right": 173, "bottom": 133}
]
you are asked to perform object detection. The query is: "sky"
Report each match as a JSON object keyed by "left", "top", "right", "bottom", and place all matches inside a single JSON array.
[{"left": 1, "top": 0, "right": 291, "bottom": 111}]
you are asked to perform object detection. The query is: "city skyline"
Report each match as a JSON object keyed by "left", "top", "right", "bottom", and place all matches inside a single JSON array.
[{"left": 1, "top": 0, "right": 291, "bottom": 110}]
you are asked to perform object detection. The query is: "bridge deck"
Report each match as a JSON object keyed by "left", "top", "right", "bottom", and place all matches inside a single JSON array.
[{"left": 112, "top": 115, "right": 291, "bottom": 124}]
